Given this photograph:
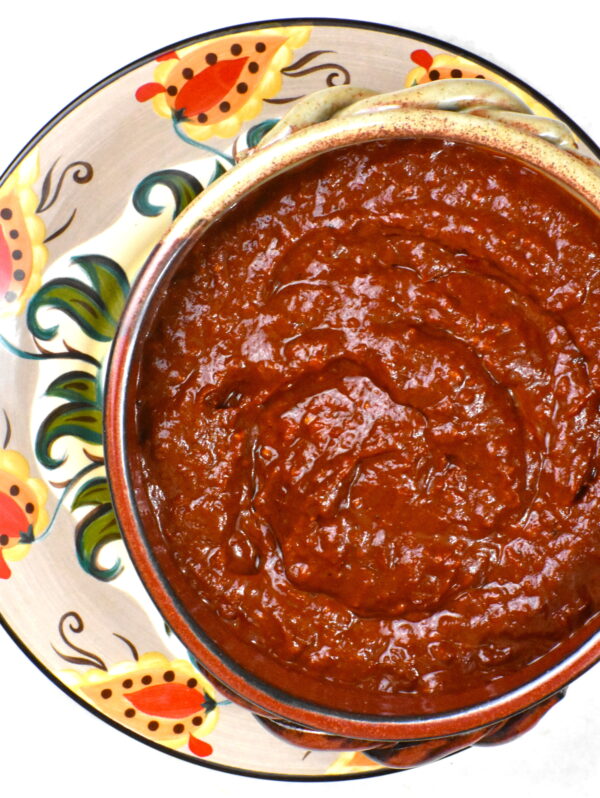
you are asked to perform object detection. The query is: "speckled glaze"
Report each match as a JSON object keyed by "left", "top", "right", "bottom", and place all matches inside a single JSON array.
[{"left": 105, "top": 80, "right": 600, "bottom": 768}]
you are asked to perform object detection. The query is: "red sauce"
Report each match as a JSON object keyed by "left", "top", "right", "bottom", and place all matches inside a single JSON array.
[{"left": 135, "top": 138, "right": 600, "bottom": 712}]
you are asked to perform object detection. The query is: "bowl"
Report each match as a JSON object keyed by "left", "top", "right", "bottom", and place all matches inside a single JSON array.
[{"left": 105, "top": 79, "right": 600, "bottom": 769}]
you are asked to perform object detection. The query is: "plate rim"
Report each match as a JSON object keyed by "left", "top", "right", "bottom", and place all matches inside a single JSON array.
[
  {"left": 2, "top": 16, "right": 599, "bottom": 186},
  {"left": 1, "top": 15, "right": 598, "bottom": 782}
]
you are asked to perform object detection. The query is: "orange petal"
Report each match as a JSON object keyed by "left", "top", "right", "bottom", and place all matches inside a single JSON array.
[
  {"left": 0, "top": 493, "right": 28, "bottom": 539},
  {"left": 135, "top": 82, "right": 167, "bottom": 102},
  {"left": 0, "top": 549, "right": 11, "bottom": 579},
  {"left": 188, "top": 734, "right": 213, "bottom": 757},
  {"left": 411, "top": 49, "right": 433, "bottom": 69},
  {"left": 124, "top": 683, "right": 205, "bottom": 718}
]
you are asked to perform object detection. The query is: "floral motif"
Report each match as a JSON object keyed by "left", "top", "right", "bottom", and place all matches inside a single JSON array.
[
  {"left": 406, "top": 49, "right": 552, "bottom": 116},
  {"left": 135, "top": 26, "right": 311, "bottom": 142},
  {"left": 65, "top": 653, "right": 218, "bottom": 755},
  {"left": 0, "top": 447, "right": 48, "bottom": 578},
  {"left": 0, "top": 150, "right": 47, "bottom": 316},
  {"left": 56, "top": 611, "right": 219, "bottom": 757}
]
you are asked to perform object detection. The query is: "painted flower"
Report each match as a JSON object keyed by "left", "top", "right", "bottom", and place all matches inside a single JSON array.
[
  {"left": 135, "top": 25, "right": 311, "bottom": 141},
  {"left": 64, "top": 652, "right": 218, "bottom": 756},
  {"left": 0, "top": 448, "right": 48, "bottom": 578},
  {"left": 0, "top": 150, "right": 47, "bottom": 316},
  {"left": 406, "top": 49, "right": 552, "bottom": 117}
]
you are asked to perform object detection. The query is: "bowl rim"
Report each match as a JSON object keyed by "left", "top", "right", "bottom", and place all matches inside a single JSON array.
[{"left": 105, "top": 106, "right": 600, "bottom": 741}]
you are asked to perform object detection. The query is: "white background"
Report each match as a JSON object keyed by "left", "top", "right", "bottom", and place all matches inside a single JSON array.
[{"left": 1, "top": 1, "right": 599, "bottom": 796}]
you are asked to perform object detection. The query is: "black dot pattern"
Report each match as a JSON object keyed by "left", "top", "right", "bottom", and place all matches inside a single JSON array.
[
  {"left": 182, "top": 68, "right": 193, "bottom": 80},
  {"left": 167, "top": 85, "right": 177, "bottom": 96},
  {"left": 206, "top": 53, "right": 217, "bottom": 65},
  {"left": 231, "top": 44, "right": 242, "bottom": 56},
  {"left": 248, "top": 61, "right": 259, "bottom": 74},
  {"left": 0, "top": 208, "right": 12, "bottom": 220}
]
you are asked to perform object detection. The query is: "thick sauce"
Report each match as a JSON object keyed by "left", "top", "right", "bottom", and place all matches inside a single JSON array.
[{"left": 136, "top": 139, "right": 600, "bottom": 710}]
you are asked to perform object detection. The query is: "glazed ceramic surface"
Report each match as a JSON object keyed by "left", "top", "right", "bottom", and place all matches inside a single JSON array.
[
  {"left": 1, "top": 19, "right": 599, "bottom": 780},
  {"left": 104, "top": 77, "right": 600, "bottom": 760}
]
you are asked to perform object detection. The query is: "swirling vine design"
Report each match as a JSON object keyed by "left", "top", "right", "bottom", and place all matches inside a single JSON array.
[
  {"left": 36, "top": 159, "right": 94, "bottom": 243},
  {"left": 265, "top": 50, "right": 351, "bottom": 105},
  {"left": 37, "top": 160, "right": 94, "bottom": 212},
  {"left": 52, "top": 610, "right": 141, "bottom": 668},
  {"left": 52, "top": 611, "right": 108, "bottom": 670}
]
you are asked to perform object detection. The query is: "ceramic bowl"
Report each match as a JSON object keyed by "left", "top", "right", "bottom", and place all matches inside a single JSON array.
[{"left": 104, "top": 79, "right": 600, "bottom": 769}]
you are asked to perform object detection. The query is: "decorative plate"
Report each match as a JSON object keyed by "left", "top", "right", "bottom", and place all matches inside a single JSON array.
[{"left": 1, "top": 18, "right": 598, "bottom": 781}]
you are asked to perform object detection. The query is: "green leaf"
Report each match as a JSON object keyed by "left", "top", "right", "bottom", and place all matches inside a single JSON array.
[
  {"left": 45, "top": 371, "right": 100, "bottom": 405},
  {"left": 72, "top": 476, "right": 112, "bottom": 510},
  {"left": 26, "top": 255, "right": 129, "bottom": 342},
  {"left": 133, "top": 169, "right": 203, "bottom": 219},
  {"left": 76, "top": 503, "right": 122, "bottom": 581},
  {"left": 35, "top": 403, "right": 103, "bottom": 469},
  {"left": 71, "top": 255, "right": 130, "bottom": 326},
  {"left": 27, "top": 278, "right": 117, "bottom": 342},
  {"left": 245, "top": 118, "right": 279, "bottom": 149},
  {"left": 207, "top": 161, "right": 227, "bottom": 185}
]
